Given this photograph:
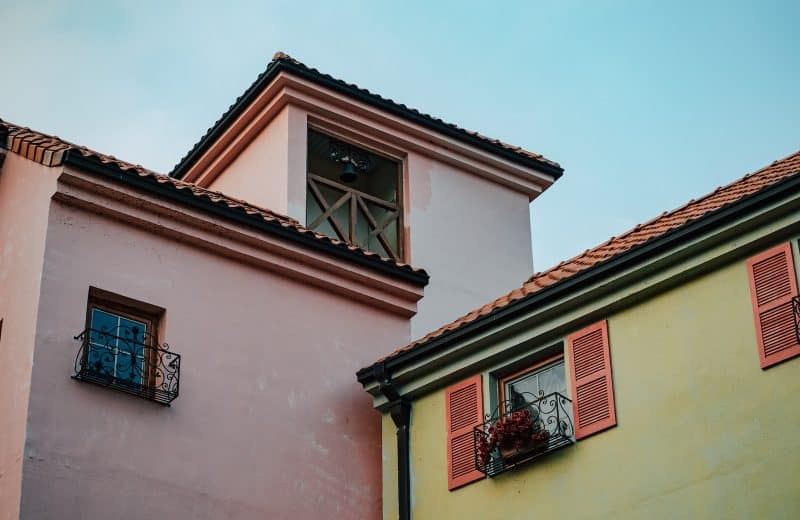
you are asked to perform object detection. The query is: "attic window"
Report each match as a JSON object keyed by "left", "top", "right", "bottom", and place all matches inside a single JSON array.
[{"left": 306, "top": 129, "right": 403, "bottom": 261}]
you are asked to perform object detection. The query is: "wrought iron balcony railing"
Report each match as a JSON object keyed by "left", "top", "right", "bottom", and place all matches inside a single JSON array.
[
  {"left": 792, "top": 296, "right": 800, "bottom": 344},
  {"left": 73, "top": 327, "right": 180, "bottom": 405},
  {"left": 473, "top": 392, "right": 574, "bottom": 477}
]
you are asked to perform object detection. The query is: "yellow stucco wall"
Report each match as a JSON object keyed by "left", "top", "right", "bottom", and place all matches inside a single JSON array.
[{"left": 384, "top": 255, "right": 800, "bottom": 519}]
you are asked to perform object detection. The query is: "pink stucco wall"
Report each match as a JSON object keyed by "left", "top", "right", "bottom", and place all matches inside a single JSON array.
[
  {"left": 208, "top": 105, "right": 308, "bottom": 220},
  {"left": 0, "top": 154, "right": 58, "bottom": 520},
  {"left": 20, "top": 197, "right": 410, "bottom": 519},
  {"left": 404, "top": 153, "right": 533, "bottom": 337}
]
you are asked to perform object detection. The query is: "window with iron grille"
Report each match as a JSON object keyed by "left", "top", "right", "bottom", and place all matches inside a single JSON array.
[{"left": 73, "top": 290, "right": 179, "bottom": 405}]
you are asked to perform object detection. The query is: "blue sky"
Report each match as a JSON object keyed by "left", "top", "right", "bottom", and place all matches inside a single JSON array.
[{"left": 1, "top": 1, "right": 797, "bottom": 270}]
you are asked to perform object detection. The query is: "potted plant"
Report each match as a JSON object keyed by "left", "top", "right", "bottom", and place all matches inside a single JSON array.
[{"left": 477, "top": 407, "right": 551, "bottom": 467}]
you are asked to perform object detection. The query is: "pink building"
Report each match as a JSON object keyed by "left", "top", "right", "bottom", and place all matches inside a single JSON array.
[{"left": 0, "top": 53, "right": 561, "bottom": 519}]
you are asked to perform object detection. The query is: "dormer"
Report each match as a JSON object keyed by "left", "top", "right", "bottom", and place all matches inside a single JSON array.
[{"left": 171, "top": 53, "right": 563, "bottom": 336}]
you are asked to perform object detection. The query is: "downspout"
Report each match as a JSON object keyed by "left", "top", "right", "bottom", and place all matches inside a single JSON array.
[{"left": 373, "top": 362, "right": 411, "bottom": 520}]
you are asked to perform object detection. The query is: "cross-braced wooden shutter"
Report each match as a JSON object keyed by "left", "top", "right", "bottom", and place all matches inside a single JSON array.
[
  {"left": 445, "top": 374, "right": 483, "bottom": 490},
  {"left": 567, "top": 320, "right": 616, "bottom": 439},
  {"left": 746, "top": 242, "right": 800, "bottom": 368}
]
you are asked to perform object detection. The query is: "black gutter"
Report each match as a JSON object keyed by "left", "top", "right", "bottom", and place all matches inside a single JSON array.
[
  {"left": 357, "top": 169, "right": 800, "bottom": 385},
  {"left": 63, "top": 151, "right": 429, "bottom": 287},
  {"left": 171, "top": 58, "right": 564, "bottom": 180},
  {"left": 373, "top": 363, "right": 411, "bottom": 520}
]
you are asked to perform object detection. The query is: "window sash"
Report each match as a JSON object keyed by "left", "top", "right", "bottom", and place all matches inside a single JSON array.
[
  {"left": 499, "top": 355, "right": 566, "bottom": 411},
  {"left": 87, "top": 306, "right": 150, "bottom": 386}
]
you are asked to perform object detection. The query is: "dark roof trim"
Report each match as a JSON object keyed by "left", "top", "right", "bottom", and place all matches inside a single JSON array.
[
  {"left": 171, "top": 57, "right": 564, "bottom": 180},
  {"left": 357, "top": 170, "right": 800, "bottom": 385},
  {"left": 64, "top": 151, "right": 430, "bottom": 286}
]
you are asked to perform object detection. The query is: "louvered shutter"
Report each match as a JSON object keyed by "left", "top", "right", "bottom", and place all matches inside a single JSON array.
[
  {"left": 445, "top": 374, "right": 483, "bottom": 490},
  {"left": 567, "top": 320, "right": 616, "bottom": 439},
  {"left": 746, "top": 242, "right": 800, "bottom": 368}
]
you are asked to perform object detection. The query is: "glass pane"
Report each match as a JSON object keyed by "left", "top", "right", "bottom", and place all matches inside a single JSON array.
[
  {"left": 87, "top": 343, "right": 115, "bottom": 376},
  {"left": 119, "top": 317, "right": 148, "bottom": 357},
  {"left": 505, "top": 372, "right": 540, "bottom": 408},
  {"left": 115, "top": 354, "right": 144, "bottom": 385},
  {"left": 89, "top": 308, "right": 119, "bottom": 345},
  {"left": 88, "top": 308, "right": 148, "bottom": 384},
  {"left": 537, "top": 361, "right": 566, "bottom": 396},
  {"left": 504, "top": 359, "right": 567, "bottom": 408}
]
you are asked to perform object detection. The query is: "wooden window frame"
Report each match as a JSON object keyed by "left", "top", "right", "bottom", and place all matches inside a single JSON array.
[{"left": 84, "top": 288, "right": 164, "bottom": 390}]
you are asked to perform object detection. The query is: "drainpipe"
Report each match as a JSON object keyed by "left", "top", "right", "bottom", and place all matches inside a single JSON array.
[{"left": 374, "top": 363, "right": 411, "bottom": 520}]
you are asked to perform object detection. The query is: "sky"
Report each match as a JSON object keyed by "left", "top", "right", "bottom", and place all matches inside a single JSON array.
[{"left": 1, "top": 0, "right": 798, "bottom": 271}]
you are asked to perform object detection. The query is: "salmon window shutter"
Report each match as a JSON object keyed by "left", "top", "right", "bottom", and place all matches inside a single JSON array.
[
  {"left": 445, "top": 374, "right": 483, "bottom": 490},
  {"left": 746, "top": 242, "right": 800, "bottom": 368},
  {"left": 567, "top": 320, "right": 616, "bottom": 440}
]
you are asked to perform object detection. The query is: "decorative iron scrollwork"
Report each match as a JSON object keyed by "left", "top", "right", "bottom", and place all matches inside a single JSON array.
[
  {"left": 473, "top": 391, "right": 574, "bottom": 477},
  {"left": 72, "top": 326, "right": 180, "bottom": 405}
]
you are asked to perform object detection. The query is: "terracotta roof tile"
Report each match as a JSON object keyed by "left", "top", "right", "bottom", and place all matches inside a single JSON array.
[
  {"left": 374, "top": 149, "right": 800, "bottom": 363},
  {"left": 0, "top": 119, "right": 426, "bottom": 279}
]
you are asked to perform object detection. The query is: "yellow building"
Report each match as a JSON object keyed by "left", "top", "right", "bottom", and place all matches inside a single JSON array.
[{"left": 358, "top": 150, "right": 800, "bottom": 519}]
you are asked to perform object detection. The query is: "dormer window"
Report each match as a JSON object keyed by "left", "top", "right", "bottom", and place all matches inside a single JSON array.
[{"left": 306, "top": 129, "right": 403, "bottom": 261}]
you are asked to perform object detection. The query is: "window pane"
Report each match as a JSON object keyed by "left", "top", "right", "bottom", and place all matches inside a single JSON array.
[
  {"left": 87, "top": 309, "right": 148, "bottom": 385},
  {"left": 537, "top": 361, "right": 566, "bottom": 396},
  {"left": 119, "top": 317, "right": 148, "bottom": 357},
  {"left": 504, "top": 359, "right": 566, "bottom": 408},
  {"left": 118, "top": 317, "right": 147, "bottom": 342},
  {"left": 87, "top": 342, "right": 115, "bottom": 375},
  {"left": 115, "top": 354, "right": 144, "bottom": 385},
  {"left": 89, "top": 308, "right": 119, "bottom": 345},
  {"left": 505, "top": 372, "right": 540, "bottom": 409}
]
